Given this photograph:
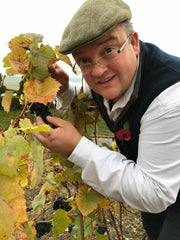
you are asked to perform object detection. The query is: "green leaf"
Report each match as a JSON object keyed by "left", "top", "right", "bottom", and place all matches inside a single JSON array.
[
  {"left": 0, "top": 130, "right": 30, "bottom": 178},
  {"left": 4, "top": 128, "right": 16, "bottom": 140},
  {"left": 31, "top": 65, "right": 49, "bottom": 80},
  {"left": 23, "top": 33, "right": 43, "bottom": 43},
  {"left": 32, "top": 191, "right": 46, "bottom": 213},
  {"left": 54, "top": 167, "right": 82, "bottom": 184},
  {"left": 29, "top": 44, "right": 56, "bottom": 67},
  {"left": 52, "top": 209, "right": 72, "bottom": 240},
  {"left": 29, "top": 141, "right": 44, "bottom": 188},
  {"left": 95, "top": 230, "right": 107, "bottom": 240},
  {"left": 76, "top": 185, "right": 112, "bottom": 217},
  {"left": 71, "top": 216, "right": 93, "bottom": 239},
  {"left": 76, "top": 185, "right": 102, "bottom": 216},
  {"left": 7, "top": 135, "right": 30, "bottom": 160},
  {"left": 2, "top": 54, "right": 11, "bottom": 67}
]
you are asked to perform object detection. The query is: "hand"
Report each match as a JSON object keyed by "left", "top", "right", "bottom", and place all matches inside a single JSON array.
[
  {"left": 49, "top": 63, "right": 69, "bottom": 93},
  {"left": 35, "top": 116, "right": 82, "bottom": 157}
]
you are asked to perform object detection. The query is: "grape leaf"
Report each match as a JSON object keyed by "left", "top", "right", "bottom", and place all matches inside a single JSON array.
[
  {"left": 32, "top": 191, "right": 46, "bottom": 213},
  {"left": 76, "top": 185, "right": 100, "bottom": 216},
  {"left": 53, "top": 209, "right": 72, "bottom": 240},
  {"left": 23, "top": 221, "right": 37, "bottom": 239},
  {"left": 8, "top": 34, "right": 33, "bottom": 49},
  {"left": 78, "top": 92, "right": 87, "bottom": 100},
  {"left": 18, "top": 165, "right": 28, "bottom": 187},
  {"left": 19, "top": 118, "right": 51, "bottom": 133},
  {"left": 3, "top": 46, "right": 30, "bottom": 75},
  {"left": 3, "top": 127, "right": 16, "bottom": 140},
  {"left": 0, "top": 134, "right": 4, "bottom": 145},
  {"left": 54, "top": 46, "right": 73, "bottom": 67},
  {"left": 31, "top": 65, "right": 49, "bottom": 80},
  {"left": 76, "top": 184, "right": 112, "bottom": 216},
  {"left": 29, "top": 43, "right": 56, "bottom": 70},
  {"left": 54, "top": 167, "right": 82, "bottom": 183},
  {"left": 23, "top": 33, "right": 43, "bottom": 43},
  {"left": 0, "top": 131, "right": 30, "bottom": 177},
  {"left": 29, "top": 141, "right": 44, "bottom": 188},
  {"left": 95, "top": 231, "right": 107, "bottom": 240},
  {"left": 23, "top": 76, "right": 61, "bottom": 104},
  {"left": 1, "top": 90, "right": 13, "bottom": 113},
  {"left": 0, "top": 177, "right": 28, "bottom": 239}
]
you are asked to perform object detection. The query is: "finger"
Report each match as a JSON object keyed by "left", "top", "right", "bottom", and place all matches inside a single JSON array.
[
  {"left": 35, "top": 131, "right": 49, "bottom": 147},
  {"left": 36, "top": 116, "right": 46, "bottom": 125},
  {"left": 46, "top": 116, "right": 66, "bottom": 127}
]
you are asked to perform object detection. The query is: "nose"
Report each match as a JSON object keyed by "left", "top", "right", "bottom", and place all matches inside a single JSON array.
[{"left": 90, "top": 62, "right": 108, "bottom": 77}]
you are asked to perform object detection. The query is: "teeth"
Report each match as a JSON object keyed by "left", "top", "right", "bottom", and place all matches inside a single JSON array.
[{"left": 101, "top": 78, "right": 111, "bottom": 83}]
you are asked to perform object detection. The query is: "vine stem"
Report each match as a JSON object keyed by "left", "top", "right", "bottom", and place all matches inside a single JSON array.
[
  {"left": 80, "top": 211, "right": 85, "bottom": 240},
  {"left": 119, "top": 203, "right": 124, "bottom": 238},
  {"left": 62, "top": 232, "right": 69, "bottom": 240},
  {"left": 11, "top": 101, "right": 29, "bottom": 128},
  {"left": 32, "top": 195, "right": 58, "bottom": 222},
  {"left": 102, "top": 209, "right": 112, "bottom": 240},
  {"left": 108, "top": 209, "right": 122, "bottom": 240},
  {"left": 121, "top": 203, "right": 141, "bottom": 217},
  {"left": 0, "top": 74, "right": 6, "bottom": 88}
]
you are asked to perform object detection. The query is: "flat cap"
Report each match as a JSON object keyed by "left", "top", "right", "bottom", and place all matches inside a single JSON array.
[{"left": 59, "top": 0, "right": 131, "bottom": 54}]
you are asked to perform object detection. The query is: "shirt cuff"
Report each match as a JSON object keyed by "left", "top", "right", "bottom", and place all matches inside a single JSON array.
[{"left": 68, "top": 136, "right": 99, "bottom": 168}]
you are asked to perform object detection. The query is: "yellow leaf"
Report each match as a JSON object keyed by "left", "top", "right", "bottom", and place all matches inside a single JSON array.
[
  {"left": 24, "top": 76, "right": 61, "bottom": 104},
  {"left": 77, "top": 92, "right": 87, "bottom": 100},
  {"left": 54, "top": 46, "right": 73, "bottom": 67},
  {"left": 0, "top": 177, "right": 28, "bottom": 239},
  {"left": 1, "top": 91, "right": 13, "bottom": 113},
  {"left": 19, "top": 118, "right": 51, "bottom": 133},
  {"left": 0, "top": 135, "right": 5, "bottom": 145},
  {"left": 8, "top": 34, "right": 33, "bottom": 49},
  {"left": 7, "top": 46, "right": 30, "bottom": 75}
]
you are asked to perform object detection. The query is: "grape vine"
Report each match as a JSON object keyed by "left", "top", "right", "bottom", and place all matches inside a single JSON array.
[{"left": 0, "top": 33, "right": 145, "bottom": 240}]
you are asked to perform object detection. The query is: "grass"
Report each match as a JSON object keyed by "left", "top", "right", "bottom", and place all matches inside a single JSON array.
[
  {"left": 0, "top": 109, "right": 113, "bottom": 137},
  {"left": 0, "top": 109, "right": 22, "bottom": 131}
]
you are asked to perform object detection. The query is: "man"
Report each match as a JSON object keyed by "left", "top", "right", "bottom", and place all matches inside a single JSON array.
[{"left": 35, "top": 0, "right": 180, "bottom": 239}]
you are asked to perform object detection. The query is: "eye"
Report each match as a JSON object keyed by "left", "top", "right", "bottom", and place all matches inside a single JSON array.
[
  {"left": 80, "top": 58, "right": 91, "bottom": 65},
  {"left": 104, "top": 47, "right": 115, "bottom": 55}
]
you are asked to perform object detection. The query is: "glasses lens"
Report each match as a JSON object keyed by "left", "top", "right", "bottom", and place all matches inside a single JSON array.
[
  {"left": 73, "top": 64, "right": 82, "bottom": 75},
  {"left": 80, "top": 63, "right": 92, "bottom": 75}
]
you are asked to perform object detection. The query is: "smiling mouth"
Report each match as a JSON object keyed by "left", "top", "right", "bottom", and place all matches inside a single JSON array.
[{"left": 98, "top": 76, "right": 114, "bottom": 84}]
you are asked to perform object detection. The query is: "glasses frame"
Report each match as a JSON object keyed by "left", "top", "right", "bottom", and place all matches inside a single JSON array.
[{"left": 72, "top": 35, "right": 131, "bottom": 75}]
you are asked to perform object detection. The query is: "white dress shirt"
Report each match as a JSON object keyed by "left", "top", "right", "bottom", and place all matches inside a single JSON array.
[{"left": 56, "top": 79, "right": 180, "bottom": 213}]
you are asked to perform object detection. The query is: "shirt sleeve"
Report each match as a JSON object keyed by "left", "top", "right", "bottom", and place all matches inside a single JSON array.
[
  {"left": 68, "top": 82, "right": 180, "bottom": 213},
  {"left": 54, "top": 79, "right": 92, "bottom": 112}
]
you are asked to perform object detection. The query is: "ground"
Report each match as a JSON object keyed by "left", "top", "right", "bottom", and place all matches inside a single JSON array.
[{"left": 25, "top": 162, "right": 148, "bottom": 240}]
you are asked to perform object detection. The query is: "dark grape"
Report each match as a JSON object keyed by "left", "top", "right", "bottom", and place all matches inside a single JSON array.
[
  {"left": 30, "top": 103, "right": 57, "bottom": 128},
  {"left": 53, "top": 197, "right": 72, "bottom": 212},
  {"left": 96, "top": 224, "right": 107, "bottom": 235},
  {"left": 35, "top": 222, "right": 52, "bottom": 238}
]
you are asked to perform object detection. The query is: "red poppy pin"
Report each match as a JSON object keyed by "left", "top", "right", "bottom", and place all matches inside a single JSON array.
[{"left": 116, "top": 121, "right": 131, "bottom": 141}]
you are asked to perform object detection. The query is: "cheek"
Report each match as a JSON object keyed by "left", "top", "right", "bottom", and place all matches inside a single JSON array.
[{"left": 83, "top": 75, "right": 94, "bottom": 89}]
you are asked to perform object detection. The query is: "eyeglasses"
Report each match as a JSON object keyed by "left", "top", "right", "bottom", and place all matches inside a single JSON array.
[{"left": 73, "top": 35, "right": 131, "bottom": 75}]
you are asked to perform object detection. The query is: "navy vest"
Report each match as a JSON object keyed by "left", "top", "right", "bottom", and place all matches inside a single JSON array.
[{"left": 91, "top": 41, "right": 180, "bottom": 161}]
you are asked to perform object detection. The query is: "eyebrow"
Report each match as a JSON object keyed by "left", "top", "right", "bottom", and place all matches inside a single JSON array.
[
  {"left": 97, "top": 36, "right": 118, "bottom": 46},
  {"left": 73, "top": 36, "right": 118, "bottom": 57}
]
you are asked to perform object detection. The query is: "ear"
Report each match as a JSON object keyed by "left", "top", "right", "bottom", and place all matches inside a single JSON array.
[{"left": 130, "top": 31, "right": 140, "bottom": 56}]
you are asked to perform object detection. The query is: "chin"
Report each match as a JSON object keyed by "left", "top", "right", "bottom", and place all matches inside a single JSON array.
[{"left": 101, "top": 92, "right": 120, "bottom": 101}]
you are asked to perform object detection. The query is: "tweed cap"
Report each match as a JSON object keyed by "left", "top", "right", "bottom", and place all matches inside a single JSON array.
[{"left": 59, "top": 0, "right": 131, "bottom": 54}]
